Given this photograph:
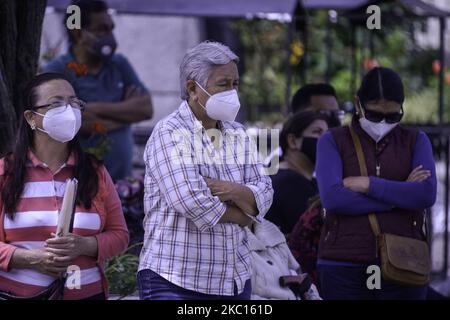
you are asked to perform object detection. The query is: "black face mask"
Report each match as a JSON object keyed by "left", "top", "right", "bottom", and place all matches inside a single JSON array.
[
  {"left": 92, "top": 33, "right": 117, "bottom": 61},
  {"left": 300, "top": 137, "right": 318, "bottom": 164}
]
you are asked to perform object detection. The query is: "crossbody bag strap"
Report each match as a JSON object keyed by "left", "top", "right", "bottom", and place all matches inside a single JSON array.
[
  {"left": 348, "top": 125, "right": 381, "bottom": 237},
  {"left": 348, "top": 124, "right": 368, "bottom": 176}
]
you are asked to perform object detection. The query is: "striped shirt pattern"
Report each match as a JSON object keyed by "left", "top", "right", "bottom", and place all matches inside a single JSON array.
[
  {"left": 139, "top": 101, "right": 274, "bottom": 296},
  {"left": 0, "top": 151, "right": 103, "bottom": 299}
]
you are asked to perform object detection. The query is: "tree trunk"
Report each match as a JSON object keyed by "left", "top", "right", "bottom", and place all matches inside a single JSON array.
[{"left": 0, "top": 0, "right": 47, "bottom": 157}]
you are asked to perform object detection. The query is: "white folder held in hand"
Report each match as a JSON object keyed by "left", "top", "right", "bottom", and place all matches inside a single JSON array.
[{"left": 56, "top": 178, "right": 78, "bottom": 238}]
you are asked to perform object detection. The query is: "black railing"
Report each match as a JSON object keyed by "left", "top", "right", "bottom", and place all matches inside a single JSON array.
[{"left": 409, "top": 125, "right": 450, "bottom": 278}]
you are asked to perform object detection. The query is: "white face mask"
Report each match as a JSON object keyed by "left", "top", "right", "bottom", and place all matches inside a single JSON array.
[
  {"left": 358, "top": 102, "right": 398, "bottom": 143},
  {"left": 34, "top": 105, "right": 82, "bottom": 143},
  {"left": 195, "top": 81, "right": 241, "bottom": 122}
]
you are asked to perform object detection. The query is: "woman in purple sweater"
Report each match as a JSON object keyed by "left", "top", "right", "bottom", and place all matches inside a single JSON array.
[{"left": 315, "top": 67, "right": 437, "bottom": 300}]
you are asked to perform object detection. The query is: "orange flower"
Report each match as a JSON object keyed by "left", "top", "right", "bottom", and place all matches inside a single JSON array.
[
  {"left": 92, "top": 122, "right": 107, "bottom": 135},
  {"left": 66, "top": 61, "right": 88, "bottom": 77},
  {"left": 432, "top": 60, "right": 441, "bottom": 75}
]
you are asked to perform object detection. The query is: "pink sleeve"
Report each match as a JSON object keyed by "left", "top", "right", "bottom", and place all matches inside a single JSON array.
[
  {"left": 0, "top": 210, "right": 16, "bottom": 272},
  {"left": 94, "top": 166, "right": 129, "bottom": 266},
  {"left": 0, "top": 242, "right": 17, "bottom": 272},
  {"left": 0, "top": 159, "right": 18, "bottom": 271}
]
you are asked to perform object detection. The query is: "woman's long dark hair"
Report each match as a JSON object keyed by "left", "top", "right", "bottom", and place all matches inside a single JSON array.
[
  {"left": 357, "top": 67, "right": 404, "bottom": 106},
  {"left": 1, "top": 73, "right": 100, "bottom": 220}
]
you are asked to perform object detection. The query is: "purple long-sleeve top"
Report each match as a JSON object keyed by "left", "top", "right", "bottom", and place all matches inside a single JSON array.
[{"left": 316, "top": 131, "right": 437, "bottom": 215}]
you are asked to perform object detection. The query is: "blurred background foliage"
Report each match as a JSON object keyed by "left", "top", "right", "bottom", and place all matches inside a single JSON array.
[
  {"left": 232, "top": 3, "right": 449, "bottom": 125},
  {"left": 106, "top": 242, "right": 141, "bottom": 298},
  {"left": 232, "top": 19, "right": 288, "bottom": 123}
]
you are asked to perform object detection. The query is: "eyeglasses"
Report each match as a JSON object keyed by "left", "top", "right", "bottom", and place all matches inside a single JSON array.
[
  {"left": 318, "top": 109, "right": 345, "bottom": 118},
  {"left": 31, "top": 98, "right": 86, "bottom": 112},
  {"left": 360, "top": 103, "right": 403, "bottom": 124}
]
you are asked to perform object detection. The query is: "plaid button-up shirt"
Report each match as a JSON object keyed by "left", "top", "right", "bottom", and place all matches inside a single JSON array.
[{"left": 139, "top": 101, "right": 273, "bottom": 296}]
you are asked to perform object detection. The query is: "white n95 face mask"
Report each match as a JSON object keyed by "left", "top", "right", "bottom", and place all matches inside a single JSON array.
[
  {"left": 359, "top": 118, "right": 398, "bottom": 143},
  {"left": 34, "top": 105, "right": 82, "bottom": 143},
  {"left": 195, "top": 81, "right": 241, "bottom": 122},
  {"left": 358, "top": 101, "right": 398, "bottom": 143}
]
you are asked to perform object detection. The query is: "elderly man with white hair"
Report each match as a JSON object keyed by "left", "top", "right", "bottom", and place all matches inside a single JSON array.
[{"left": 137, "top": 41, "right": 274, "bottom": 300}]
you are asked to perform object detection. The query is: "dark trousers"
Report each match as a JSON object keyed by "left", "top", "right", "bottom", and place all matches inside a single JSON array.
[
  {"left": 137, "top": 269, "right": 252, "bottom": 300},
  {"left": 317, "top": 264, "right": 428, "bottom": 300}
]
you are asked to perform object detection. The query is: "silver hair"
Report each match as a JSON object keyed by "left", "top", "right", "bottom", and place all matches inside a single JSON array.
[{"left": 179, "top": 41, "right": 239, "bottom": 100}]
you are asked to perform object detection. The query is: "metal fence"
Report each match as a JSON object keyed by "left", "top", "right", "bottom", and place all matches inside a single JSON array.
[{"left": 411, "top": 125, "right": 450, "bottom": 279}]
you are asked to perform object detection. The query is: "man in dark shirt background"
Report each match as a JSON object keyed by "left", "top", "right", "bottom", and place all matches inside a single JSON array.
[{"left": 45, "top": 0, "right": 153, "bottom": 180}]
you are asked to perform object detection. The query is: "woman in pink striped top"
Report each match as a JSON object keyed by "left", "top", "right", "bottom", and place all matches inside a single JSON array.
[{"left": 0, "top": 73, "right": 129, "bottom": 300}]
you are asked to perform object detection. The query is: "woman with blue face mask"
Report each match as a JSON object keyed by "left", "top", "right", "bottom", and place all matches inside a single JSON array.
[
  {"left": 315, "top": 67, "right": 437, "bottom": 300},
  {"left": 0, "top": 73, "right": 129, "bottom": 300}
]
